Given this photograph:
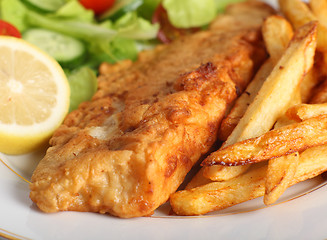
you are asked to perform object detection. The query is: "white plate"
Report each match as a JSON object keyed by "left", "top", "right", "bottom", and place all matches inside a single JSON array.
[
  {"left": 2, "top": 0, "right": 327, "bottom": 239},
  {"left": 1, "top": 151, "right": 327, "bottom": 240}
]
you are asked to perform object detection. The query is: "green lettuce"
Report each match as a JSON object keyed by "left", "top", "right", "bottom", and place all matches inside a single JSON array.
[
  {"left": 54, "top": 0, "right": 94, "bottom": 22},
  {"left": 114, "top": 11, "right": 159, "bottom": 40},
  {"left": 67, "top": 67, "right": 98, "bottom": 112},
  {"left": 137, "top": 0, "right": 161, "bottom": 20},
  {"left": 26, "top": 11, "right": 117, "bottom": 41},
  {"left": 162, "top": 0, "right": 217, "bottom": 28},
  {"left": 214, "top": 0, "right": 245, "bottom": 13},
  {"left": 0, "top": 0, "right": 29, "bottom": 31}
]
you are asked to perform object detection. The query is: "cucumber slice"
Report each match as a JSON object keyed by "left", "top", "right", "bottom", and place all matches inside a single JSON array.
[
  {"left": 99, "top": 0, "right": 143, "bottom": 21},
  {"left": 23, "top": 28, "right": 86, "bottom": 68},
  {"left": 21, "top": 0, "right": 66, "bottom": 12}
]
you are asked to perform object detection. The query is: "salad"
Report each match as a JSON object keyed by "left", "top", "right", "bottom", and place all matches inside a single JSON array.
[{"left": 0, "top": 0, "right": 244, "bottom": 112}]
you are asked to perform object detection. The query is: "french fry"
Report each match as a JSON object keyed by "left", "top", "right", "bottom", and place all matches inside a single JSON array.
[
  {"left": 204, "top": 60, "right": 273, "bottom": 182},
  {"left": 288, "top": 0, "right": 327, "bottom": 97},
  {"left": 300, "top": 68, "right": 320, "bottom": 103},
  {"left": 202, "top": 164, "right": 249, "bottom": 182},
  {"left": 172, "top": 2, "right": 327, "bottom": 216},
  {"left": 171, "top": 164, "right": 267, "bottom": 216},
  {"left": 185, "top": 167, "right": 213, "bottom": 189},
  {"left": 310, "top": 0, "right": 327, "bottom": 27},
  {"left": 264, "top": 152, "right": 299, "bottom": 205},
  {"left": 218, "top": 16, "right": 294, "bottom": 142},
  {"left": 266, "top": 70, "right": 325, "bottom": 204},
  {"left": 264, "top": 107, "right": 301, "bottom": 205},
  {"left": 313, "top": 50, "right": 327, "bottom": 77},
  {"left": 273, "top": 114, "right": 296, "bottom": 129},
  {"left": 286, "top": 103, "right": 327, "bottom": 121},
  {"left": 219, "top": 21, "right": 317, "bottom": 146},
  {"left": 262, "top": 15, "right": 294, "bottom": 63},
  {"left": 279, "top": 0, "right": 327, "bottom": 52},
  {"left": 202, "top": 19, "right": 314, "bottom": 182},
  {"left": 279, "top": 0, "right": 317, "bottom": 29},
  {"left": 217, "top": 59, "right": 274, "bottom": 142},
  {"left": 202, "top": 114, "right": 327, "bottom": 166},
  {"left": 293, "top": 145, "right": 327, "bottom": 182},
  {"left": 309, "top": 77, "right": 327, "bottom": 103},
  {"left": 203, "top": 22, "right": 316, "bottom": 171},
  {"left": 171, "top": 145, "right": 327, "bottom": 216},
  {"left": 174, "top": 1, "right": 327, "bottom": 217}
]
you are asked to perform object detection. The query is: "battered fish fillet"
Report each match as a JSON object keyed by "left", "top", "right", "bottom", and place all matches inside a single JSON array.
[{"left": 30, "top": 2, "right": 273, "bottom": 218}]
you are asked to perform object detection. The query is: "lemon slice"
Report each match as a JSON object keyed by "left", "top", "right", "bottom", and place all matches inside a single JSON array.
[{"left": 0, "top": 36, "right": 70, "bottom": 155}]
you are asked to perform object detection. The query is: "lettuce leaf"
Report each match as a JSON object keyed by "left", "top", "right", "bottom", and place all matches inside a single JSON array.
[
  {"left": 214, "top": 0, "right": 245, "bottom": 13},
  {"left": 54, "top": 0, "right": 95, "bottom": 22},
  {"left": 115, "top": 11, "right": 159, "bottom": 40},
  {"left": 0, "top": 0, "right": 29, "bottom": 31},
  {"left": 162, "top": 0, "right": 217, "bottom": 28},
  {"left": 137, "top": 0, "right": 161, "bottom": 20},
  {"left": 67, "top": 66, "right": 97, "bottom": 112},
  {"left": 26, "top": 11, "right": 117, "bottom": 41}
]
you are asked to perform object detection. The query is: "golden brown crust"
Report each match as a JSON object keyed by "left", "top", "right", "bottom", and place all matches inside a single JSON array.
[{"left": 30, "top": 1, "right": 271, "bottom": 218}]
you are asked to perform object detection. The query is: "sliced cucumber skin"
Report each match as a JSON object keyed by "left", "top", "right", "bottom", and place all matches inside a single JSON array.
[{"left": 23, "top": 28, "right": 86, "bottom": 68}]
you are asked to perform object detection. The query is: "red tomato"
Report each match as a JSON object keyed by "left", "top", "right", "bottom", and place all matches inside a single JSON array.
[
  {"left": 0, "top": 20, "right": 21, "bottom": 38},
  {"left": 152, "top": 4, "right": 199, "bottom": 43},
  {"left": 80, "top": 0, "right": 116, "bottom": 15}
]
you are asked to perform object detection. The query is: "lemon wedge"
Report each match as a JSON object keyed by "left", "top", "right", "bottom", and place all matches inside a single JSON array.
[{"left": 0, "top": 36, "right": 70, "bottom": 155}]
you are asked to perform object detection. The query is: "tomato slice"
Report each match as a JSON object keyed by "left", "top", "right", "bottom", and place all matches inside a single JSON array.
[
  {"left": 152, "top": 4, "right": 200, "bottom": 43},
  {"left": 0, "top": 20, "right": 21, "bottom": 38},
  {"left": 80, "top": 0, "right": 116, "bottom": 15}
]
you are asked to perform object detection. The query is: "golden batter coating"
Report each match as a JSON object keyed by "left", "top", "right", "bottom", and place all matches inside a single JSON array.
[{"left": 30, "top": 2, "right": 272, "bottom": 218}]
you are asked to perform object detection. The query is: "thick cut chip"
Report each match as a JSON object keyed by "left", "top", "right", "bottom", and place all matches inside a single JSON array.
[
  {"left": 217, "top": 59, "right": 274, "bottom": 142},
  {"left": 300, "top": 68, "right": 320, "bottom": 103},
  {"left": 264, "top": 152, "right": 299, "bottom": 205},
  {"left": 203, "top": 114, "right": 327, "bottom": 166},
  {"left": 203, "top": 60, "right": 273, "bottom": 182},
  {"left": 279, "top": 0, "right": 327, "bottom": 51},
  {"left": 221, "top": 21, "right": 316, "bottom": 147},
  {"left": 262, "top": 15, "right": 294, "bottom": 64},
  {"left": 217, "top": 15, "right": 294, "bottom": 142},
  {"left": 171, "top": 164, "right": 267, "bottom": 216},
  {"left": 202, "top": 16, "right": 304, "bottom": 182},
  {"left": 310, "top": 77, "right": 327, "bottom": 103},
  {"left": 202, "top": 21, "right": 317, "bottom": 168},
  {"left": 171, "top": 145, "right": 327, "bottom": 216},
  {"left": 286, "top": 103, "right": 327, "bottom": 121},
  {"left": 310, "top": 0, "right": 327, "bottom": 27}
]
